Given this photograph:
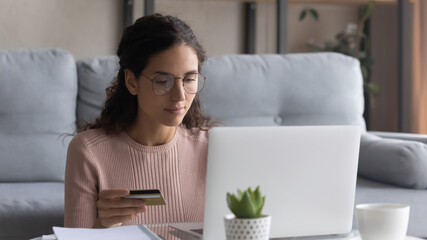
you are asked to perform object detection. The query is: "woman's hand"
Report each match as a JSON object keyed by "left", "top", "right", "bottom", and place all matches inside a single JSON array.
[{"left": 93, "top": 189, "right": 147, "bottom": 228}]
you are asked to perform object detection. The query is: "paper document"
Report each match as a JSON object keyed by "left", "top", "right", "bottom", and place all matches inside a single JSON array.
[
  {"left": 42, "top": 235, "right": 57, "bottom": 240},
  {"left": 53, "top": 224, "right": 162, "bottom": 240}
]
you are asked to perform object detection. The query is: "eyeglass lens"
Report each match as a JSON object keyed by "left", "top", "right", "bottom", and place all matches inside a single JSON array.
[{"left": 152, "top": 73, "right": 205, "bottom": 95}]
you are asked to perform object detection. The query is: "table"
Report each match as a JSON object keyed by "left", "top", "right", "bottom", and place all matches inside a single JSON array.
[
  {"left": 148, "top": 225, "right": 425, "bottom": 240},
  {"left": 32, "top": 225, "right": 426, "bottom": 240}
]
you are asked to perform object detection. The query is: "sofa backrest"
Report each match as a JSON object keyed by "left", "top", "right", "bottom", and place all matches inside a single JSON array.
[
  {"left": 0, "top": 48, "right": 77, "bottom": 182},
  {"left": 75, "top": 52, "right": 366, "bottom": 132},
  {"left": 200, "top": 53, "right": 366, "bottom": 129},
  {"left": 76, "top": 56, "right": 119, "bottom": 128}
]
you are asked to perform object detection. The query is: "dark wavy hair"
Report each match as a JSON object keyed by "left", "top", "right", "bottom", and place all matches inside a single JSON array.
[{"left": 80, "top": 14, "right": 212, "bottom": 134}]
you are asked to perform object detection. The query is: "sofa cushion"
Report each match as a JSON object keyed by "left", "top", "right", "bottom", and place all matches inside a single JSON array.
[
  {"left": 76, "top": 56, "right": 119, "bottom": 128},
  {"left": 0, "top": 48, "right": 77, "bottom": 182},
  {"left": 359, "top": 133, "right": 427, "bottom": 189},
  {"left": 0, "top": 182, "right": 64, "bottom": 239},
  {"left": 199, "top": 53, "right": 366, "bottom": 130}
]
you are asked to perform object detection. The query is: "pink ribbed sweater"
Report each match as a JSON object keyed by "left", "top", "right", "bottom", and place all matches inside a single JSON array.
[{"left": 64, "top": 126, "right": 209, "bottom": 228}]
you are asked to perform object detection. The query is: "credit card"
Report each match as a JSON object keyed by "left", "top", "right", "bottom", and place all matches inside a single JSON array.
[{"left": 124, "top": 189, "right": 166, "bottom": 206}]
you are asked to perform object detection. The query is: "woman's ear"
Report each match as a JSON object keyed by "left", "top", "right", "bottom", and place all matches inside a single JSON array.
[{"left": 124, "top": 69, "right": 138, "bottom": 95}]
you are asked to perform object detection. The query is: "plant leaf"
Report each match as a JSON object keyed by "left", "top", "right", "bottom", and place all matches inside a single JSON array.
[
  {"left": 227, "top": 193, "right": 241, "bottom": 212},
  {"left": 229, "top": 194, "right": 245, "bottom": 217},
  {"left": 226, "top": 193, "right": 234, "bottom": 210},
  {"left": 230, "top": 191, "right": 254, "bottom": 218},
  {"left": 241, "top": 191, "right": 257, "bottom": 218},
  {"left": 309, "top": 9, "right": 319, "bottom": 20},
  {"left": 360, "top": 0, "right": 375, "bottom": 22},
  {"left": 365, "top": 56, "right": 374, "bottom": 66},
  {"left": 255, "top": 196, "right": 265, "bottom": 218},
  {"left": 237, "top": 189, "right": 244, "bottom": 200},
  {"left": 227, "top": 186, "right": 266, "bottom": 218},
  {"left": 364, "top": 81, "right": 380, "bottom": 97},
  {"left": 253, "top": 186, "right": 265, "bottom": 217},
  {"left": 361, "top": 65, "right": 368, "bottom": 80},
  {"left": 299, "top": 10, "right": 307, "bottom": 21}
]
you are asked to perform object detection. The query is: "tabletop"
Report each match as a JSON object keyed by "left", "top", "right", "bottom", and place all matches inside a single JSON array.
[
  {"left": 143, "top": 225, "right": 426, "bottom": 240},
  {"left": 32, "top": 225, "right": 426, "bottom": 240}
]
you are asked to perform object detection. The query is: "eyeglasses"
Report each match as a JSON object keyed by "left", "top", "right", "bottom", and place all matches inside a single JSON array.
[{"left": 141, "top": 72, "right": 206, "bottom": 96}]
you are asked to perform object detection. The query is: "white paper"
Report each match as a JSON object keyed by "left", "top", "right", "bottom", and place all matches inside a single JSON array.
[
  {"left": 53, "top": 224, "right": 161, "bottom": 240},
  {"left": 42, "top": 234, "right": 57, "bottom": 240}
]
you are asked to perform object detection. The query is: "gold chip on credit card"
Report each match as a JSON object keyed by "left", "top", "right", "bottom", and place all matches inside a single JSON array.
[{"left": 125, "top": 189, "right": 166, "bottom": 206}]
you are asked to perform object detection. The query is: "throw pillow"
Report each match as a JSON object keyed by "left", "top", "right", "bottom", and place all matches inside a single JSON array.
[{"left": 359, "top": 133, "right": 427, "bottom": 189}]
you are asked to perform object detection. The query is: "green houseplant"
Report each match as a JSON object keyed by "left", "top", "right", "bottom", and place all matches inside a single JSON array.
[
  {"left": 300, "top": 0, "right": 379, "bottom": 98},
  {"left": 226, "top": 186, "right": 265, "bottom": 218},
  {"left": 224, "top": 186, "right": 270, "bottom": 240}
]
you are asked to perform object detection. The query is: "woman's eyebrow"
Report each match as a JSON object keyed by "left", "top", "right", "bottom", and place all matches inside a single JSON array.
[
  {"left": 184, "top": 70, "right": 199, "bottom": 75},
  {"left": 153, "top": 71, "right": 171, "bottom": 75},
  {"left": 153, "top": 70, "right": 199, "bottom": 76}
]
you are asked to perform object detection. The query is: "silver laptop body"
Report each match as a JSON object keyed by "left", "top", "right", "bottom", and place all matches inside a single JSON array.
[{"left": 202, "top": 125, "right": 361, "bottom": 240}]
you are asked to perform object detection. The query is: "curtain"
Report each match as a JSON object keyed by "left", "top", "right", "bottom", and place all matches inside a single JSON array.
[{"left": 402, "top": 0, "right": 427, "bottom": 134}]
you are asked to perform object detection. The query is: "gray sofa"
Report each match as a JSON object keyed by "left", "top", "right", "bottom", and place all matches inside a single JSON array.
[{"left": 0, "top": 48, "right": 426, "bottom": 239}]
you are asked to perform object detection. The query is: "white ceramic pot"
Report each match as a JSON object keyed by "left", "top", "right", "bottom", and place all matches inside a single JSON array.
[{"left": 224, "top": 214, "right": 271, "bottom": 240}]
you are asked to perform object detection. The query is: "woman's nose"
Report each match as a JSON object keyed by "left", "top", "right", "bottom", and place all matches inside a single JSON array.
[{"left": 170, "top": 80, "right": 186, "bottom": 101}]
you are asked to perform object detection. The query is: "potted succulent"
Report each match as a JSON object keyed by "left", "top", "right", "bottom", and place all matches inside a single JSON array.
[{"left": 224, "top": 186, "right": 270, "bottom": 240}]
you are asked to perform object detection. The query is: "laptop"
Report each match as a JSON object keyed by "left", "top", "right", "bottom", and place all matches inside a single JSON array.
[{"left": 171, "top": 125, "right": 361, "bottom": 240}]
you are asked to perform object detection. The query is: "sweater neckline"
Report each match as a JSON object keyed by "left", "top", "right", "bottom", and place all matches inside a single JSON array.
[{"left": 119, "top": 126, "right": 181, "bottom": 152}]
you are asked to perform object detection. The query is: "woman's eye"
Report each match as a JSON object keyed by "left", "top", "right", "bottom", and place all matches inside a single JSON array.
[
  {"left": 184, "top": 75, "right": 197, "bottom": 82},
  {"left": 153, "top": 75, "right": 172, "bottom": 85},
  {"left": 154, "top": 80, "right": 168, "bottom": 85}
]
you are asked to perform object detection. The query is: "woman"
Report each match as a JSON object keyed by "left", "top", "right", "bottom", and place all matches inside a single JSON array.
[{"left": 64, "top": 14, "right": 212, "bottom": 228}]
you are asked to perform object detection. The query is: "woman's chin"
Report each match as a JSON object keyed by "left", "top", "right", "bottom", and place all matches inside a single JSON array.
[{"left": 161, "top": 118, "right": 185, "bottom": 127}]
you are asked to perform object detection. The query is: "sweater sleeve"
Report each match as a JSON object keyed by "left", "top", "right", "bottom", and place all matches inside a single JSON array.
[{"left": 64, "top": 134, "right": 99, "bottom": 228}]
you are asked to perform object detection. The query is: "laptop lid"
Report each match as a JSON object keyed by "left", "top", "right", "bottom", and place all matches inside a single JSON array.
[{"left": 202, "top": 125, "right": 361, "bottom": 240}]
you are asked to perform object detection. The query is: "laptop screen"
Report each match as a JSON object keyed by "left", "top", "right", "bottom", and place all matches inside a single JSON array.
[{"left": 202, "top": 125, "right": 361, "bottom": 240}]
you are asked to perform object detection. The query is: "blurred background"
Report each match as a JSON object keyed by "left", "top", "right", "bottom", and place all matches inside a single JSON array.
[{"left": 0, "top": 0, "right": 425, "bottom": 134}]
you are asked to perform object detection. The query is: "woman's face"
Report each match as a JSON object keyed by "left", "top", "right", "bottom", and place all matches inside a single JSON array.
[{"left": 127, "top": 44, "right": 199, "bottom": 128}]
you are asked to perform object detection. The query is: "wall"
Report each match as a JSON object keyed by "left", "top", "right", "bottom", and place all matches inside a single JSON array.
[
  {"left": 0, "top": 0, "right": 358, "bottom": 60},
  {"left": 134, "top": 0, "right": 359, "bottom": 55},
  {"left": 0, "top": 0, "right": 123, "bottom": 60},
  {"left": 401, "top": 0, "right": 427, "bottom": 134},
  {"left": 369, "top": 5, "right": 399, "bottom": 132}
]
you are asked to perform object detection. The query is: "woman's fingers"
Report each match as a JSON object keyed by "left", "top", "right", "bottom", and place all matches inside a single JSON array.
[
  {"left": 99, "top": 189, "right": 130, "bottom": 199},
  {"left": 97, "top": 198, "right": 146, "bottom": 209},
  {"left": 96, "top": 189, "right": 147, "bottom": 227},
  {"left": 98, "top": 206, "right": 146, "bottom": 218},
  {"left": 99, "top": 215, "right": 136, "bottom": 228}
]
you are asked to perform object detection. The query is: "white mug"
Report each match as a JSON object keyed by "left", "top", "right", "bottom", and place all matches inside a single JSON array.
[{"left": 356, "top": 203, "right": 410, "bottom": 240}]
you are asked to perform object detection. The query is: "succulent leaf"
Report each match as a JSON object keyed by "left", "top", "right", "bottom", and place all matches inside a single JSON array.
[
  {"left": 253, "top": 187, "right": 261, "bottom": 205},
  {"left": 237, "top": 189, "right": 244, "bottom": 200},
  {"left": 255, "top": 196, "right": 265, "bottom": 217},
  {"left": 226, "top": 186, "right": 266, "bottom": 219}
]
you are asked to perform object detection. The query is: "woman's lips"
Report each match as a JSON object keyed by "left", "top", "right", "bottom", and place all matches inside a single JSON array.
[{"left": 164, "top": 107, "right": 185, "bottom": 115}]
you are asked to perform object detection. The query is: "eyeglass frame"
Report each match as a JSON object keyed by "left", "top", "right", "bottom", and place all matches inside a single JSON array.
[{"left": 140, "top": 72, "right": 206, "bottom": 96}]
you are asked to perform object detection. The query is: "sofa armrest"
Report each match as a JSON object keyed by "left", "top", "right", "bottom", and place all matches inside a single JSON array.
[
  {"left": 359, "top": 133, "right": 427, "bottom": 189},
  {"left": 368, "top": 131, "right": 427, "bottom": 145}
]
